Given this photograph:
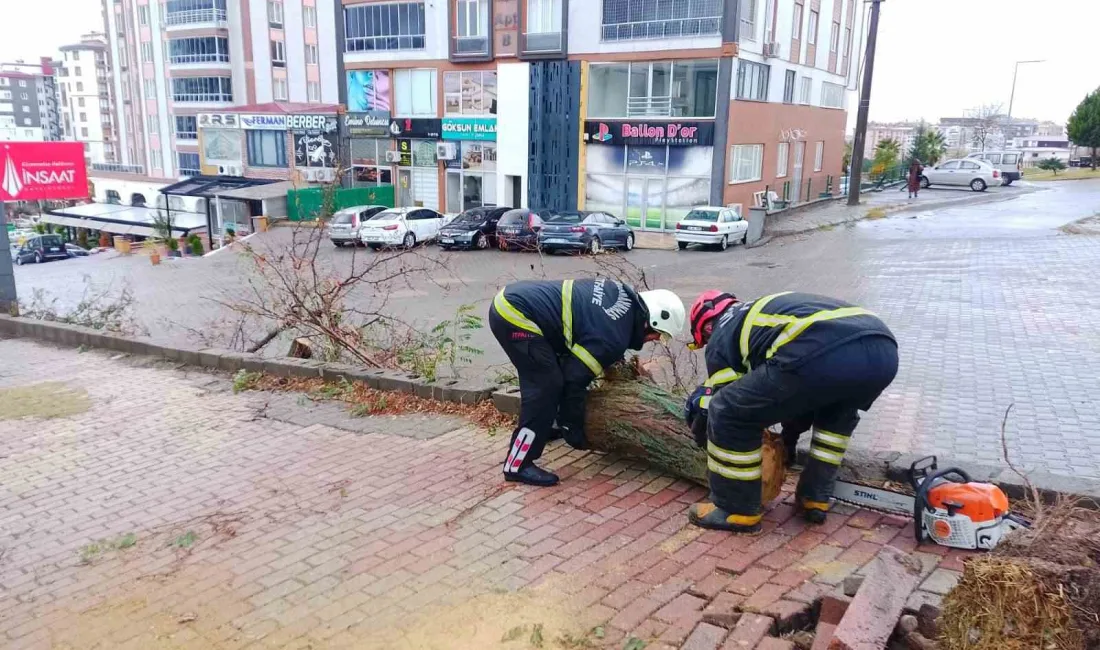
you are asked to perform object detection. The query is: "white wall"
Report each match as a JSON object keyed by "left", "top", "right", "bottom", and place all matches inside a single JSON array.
[
  {"left": 285, "top": 1, "right": 307, "bottom": 101},
  {"left": 567, "top": 2, "right": 722, "bottom": 57},
  {"left": 495, "top": 62, "right": 530, "bottom": 208},
  {"left": 146, "top": 0, "right": 175, "bottom": 176},
  {"left": 228, "top": 0, "right": 249, "bottom": 103},
  {"left": 250, "top": 0, "right": 274, "bottom": 102},
  {"left": 342, "top": 0, "right": 449, "bottom": 64},
  {"left": 317, "top": 0, "right": 339, "bottom": 103}
]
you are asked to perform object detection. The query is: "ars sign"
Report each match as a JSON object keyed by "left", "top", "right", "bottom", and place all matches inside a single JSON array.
[{"left": 0, "top": 142, "right": 89, "bottom": 202}]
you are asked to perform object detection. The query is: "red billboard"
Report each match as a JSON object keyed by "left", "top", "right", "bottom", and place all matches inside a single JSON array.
[{"left": 0, "top": 142, "right": 89, "bottom": 202}]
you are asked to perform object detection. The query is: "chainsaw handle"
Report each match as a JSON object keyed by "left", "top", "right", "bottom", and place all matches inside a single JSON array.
[{"left": 913, "top": 465, "right": 973, "bottom": 544}]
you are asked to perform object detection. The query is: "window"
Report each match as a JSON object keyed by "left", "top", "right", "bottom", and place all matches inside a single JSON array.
[
  {"left": 141, "top": 42, "right": 155, "bottom": 63},
  {"left": 601, "top": 0, "right": 721, "bottom": 41},
  {"left": 304, "top": 5, "right": 317, "bottom": 27},
  {"left": 776, "top": 142, "right": 789, "bottom": 177},
  {"left": 147, "top": 115, "right": 158, "bottom": 134},
  {"left": 76, "top": 82, "right": 84, "bottom": 92},
  {"left": 830, "top": 21, "right": 840, "bottom": 53},
  {"left": 81, "top": 126, "right": 89, "bottom": 137},
  {"left": 305, "top": 44, "right": 318, "bottom": 65},
  {"left": 351, "top": 138, "right": 393, "bottom": 187},
  {"left": 79, "top": 112, "right": 87, "bottom": 121},
  {"left": 144, "top": 78, "right": 156, "bottom": 96},
  {"left": 444, "top": 71, "right": 496, "bottom": 115},
  {"left": 814, "top": 141, "right": 823, "bottom": 171},
  {"left": 820, "top": 82, "right": 843, "bottom": 108},
  {"left": 268, "top": 0, "right": 283, "bottom": 25},
  {"left": 178, "top": 152, "right": 201, "bottom": 176},
  {"left": 247, "top": 130, "right": 287, "bottom": 167},
  {"left": 394, "top": 68, "right": 437, "bottom": 117},
  {"left": 171, "top": 76, "right": 232, "bottom": 102},
  {"left": 730, "top": 144, "right": 764, "bottom": 183},
  {"left": 175, "top": 115, "right": 197, "bottom": 139},
  {"left": 739, "top": 0, "right": 757, "bottom": 41},
  {"left": 456, "top": 0, "right": 488, "bottom": 39},
  {"left": 75, "top": 66, "right": 82, "bottom": 76},
  {"left": 807, "top": 10, "right": 818, "bottom": 45},
  {"left": 307, "top": 81, "right": 320, "bottom": 101},
  {"left": 169, "top": 37, "right": 230, "bottom": 64},
  {"left": 165, "top": 0, "right": 228, "bottom": 25},
  {"left": 344, "top": 3, "right": 426, "bottom": 52},
  {"left": 72, "top": 51, "right": 80, "bottom": 61},
  {"left": 782, "top": 70, "right": 795, "bottom": 104},
  {"left": 446, "top": 142, "right": 496, "bottom": 211},
  {"left": 959, "top": 160, "right": 981, "bottom": 170},
  {"left": 271, "top": 40, "right": 286, "bottom": 67},
  {"left": 18, "top": 80, "right": 26, "bottom": 88},
  {"left": 791, "top": 3, "right": 802, "bottom": 39},
  {"left": 587, "top": 59, "right": 718, "bottom": 118},
  {"left": 735, "top": 60, "right": 769, "bottom": 101},
  {"left": 138, "top": 5, "right": 149, "bottom": 24},
  {"left": 526, "top": 0, "right": 562, "bottom": 51},
  {"left": 273, "top": 78, "right": 288, "bottom": 100},
  {"left": 798, "top": 76, "right": 811, "bottom": 104},
  {"left": 150, "top": 149, "right": 162, "bottom": 169}
]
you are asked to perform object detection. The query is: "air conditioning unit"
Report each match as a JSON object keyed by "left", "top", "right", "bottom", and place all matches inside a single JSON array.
[
  {"left": 300, "top": 168, "right": 336, "bottom": 183},
  {"left": 435, "top": 142, "right": 457, "bottom": 161},
  {"left": 218, "top": 164, "right": 242, "bottom": 176},
  {"left": 763, "top": 42, "right": 781, "bottom": 58},
  {"left": 384, "top": 150, "right": 403, "bottom": 163}
]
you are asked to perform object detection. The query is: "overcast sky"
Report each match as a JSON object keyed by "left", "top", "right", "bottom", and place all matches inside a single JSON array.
[{"left": 1, "top": 0, "right": 1096, "bottom": 129}]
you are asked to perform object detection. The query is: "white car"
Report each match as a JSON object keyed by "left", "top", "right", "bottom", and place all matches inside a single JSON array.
[
  {"left": 674, "top": 206, "right": 748, "bottom": 251},
  {"left": 921, "top": 158, "right": 1000, "bottom": 192},
  {"left": 328, "top": 204, "right": 388, "bottom": 247},
  {"left": 358, "top": 207, "right": 449, "bottom": 249}
]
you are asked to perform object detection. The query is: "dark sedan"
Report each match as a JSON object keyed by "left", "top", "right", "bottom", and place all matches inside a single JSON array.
[
  {"left": 538, "top": 210, "right": 635, "bottom": 254},
  {"left": 14, "top": 235, "right": 70, "bottom": 265},
  {"left": 439, "top": 206, "right": 511, "bottom": 250},
  {"left": 496, "top": 209, "right": 546, "bottom": 251}
]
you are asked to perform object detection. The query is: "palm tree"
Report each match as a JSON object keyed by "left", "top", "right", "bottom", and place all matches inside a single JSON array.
[
  {"left": 910, "top": 128, "right": 947, "bottom": 166},
  {"left": 871, "top": 138, "right": 901, "bottom": 179}
]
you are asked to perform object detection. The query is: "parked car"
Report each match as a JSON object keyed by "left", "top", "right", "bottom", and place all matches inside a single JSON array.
[
  {"left": 538, "top": 210, "right": 635, "bottom": 254},
  {"left": 966, "top": 151, "right": 1022, "bottom": 185},
  {"left": 439, "top": 206, "right": 511, "bottom": 250},
  {"left": 358, "top": 207, "right": 448, "bottom": 249},
  {"left": 674, "top": 206, "right": 748, "bottom": 251},
  {"left": 328, "top": 205, "right": 388, "bottom": 247},
  {"left": 65, "top": 243, "right": 90, "bottom": 257},
  {"left": 14, "top": 235, "right": 70, "bottom": 265},
  {"left": 496, "top": 209, "right": 546, "bottom": 251},
  {"left": 920, "top": 158, "right": 1000, "bottom": 192}
]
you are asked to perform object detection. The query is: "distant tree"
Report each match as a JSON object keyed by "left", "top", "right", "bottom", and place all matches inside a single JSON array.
[
  {"left": 1037, "top": 157, "right": 1067, "bottom": 175},
  {"left": 872, "top": 137, "right": 901, "bottom": 176},
  {"left": 971, "top": 103, "right": 1004, "bottom": 152},
  {"left": 842, "top": 141, "right": 853, "bottom": 173},
  {"left": 1067, "top": 89, "right": 1100, "bottom": 170},
  {"left": 910, "top": 127, "right": 947, "bottom": 166}
]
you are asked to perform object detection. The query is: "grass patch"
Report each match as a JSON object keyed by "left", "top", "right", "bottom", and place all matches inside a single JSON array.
[
  {"left": 865, "top": 207, "right": 889, "bottom": 219},
  {"left": 0, "top": 382, "right": 91, "bottom": 420},
  {"left": 1024, "top": 167, "right": 1100, "bottom": 182},
  {"left": 78, "top": 533, "right": 138, "bottom": 564}
]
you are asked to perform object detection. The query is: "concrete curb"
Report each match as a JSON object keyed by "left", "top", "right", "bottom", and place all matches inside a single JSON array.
[{"left": 5, "top": 314, "right": 1099, "bottom": 506}]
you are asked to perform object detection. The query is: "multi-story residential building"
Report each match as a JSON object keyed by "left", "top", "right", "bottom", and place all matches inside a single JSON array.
[
  {"left": 865, "top": 121, "right": 920, "bottom": 154},
  {"left": 0, "top": 59, "right": 62, "bottom": 142},
  {"left": 57, "top": 33, "right": 119, "bottom": 165},
  {"left": 101, "top": 0, "right": 340, "bottom": 180},
  {"left": 337, "top": 0, "right": 863, "bottom": 226}
]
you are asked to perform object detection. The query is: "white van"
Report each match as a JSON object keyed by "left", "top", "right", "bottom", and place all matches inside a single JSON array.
[{"left": 966, "top": 151, "right": 1023, "bottom": 185}]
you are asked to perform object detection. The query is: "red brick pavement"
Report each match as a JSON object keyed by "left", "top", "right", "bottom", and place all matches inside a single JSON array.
[{"left": 0, "top": 339, "right": 961, "bottom": 649}]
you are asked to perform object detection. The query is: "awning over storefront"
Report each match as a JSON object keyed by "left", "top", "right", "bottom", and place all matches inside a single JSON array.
[
  {"left": 159, "top": 175, "right": 277, "bottom": 199},
  {"left": 216, "top": 180, "right": 296, "bottom": 201},
  {"left": 43, "top": 203, "right": 207, "bottom": 237}
]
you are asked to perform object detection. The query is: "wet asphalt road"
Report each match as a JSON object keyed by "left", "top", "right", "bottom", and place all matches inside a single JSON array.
[{"left": 12, "top": 180, "right": 1100, "bottom": 481}]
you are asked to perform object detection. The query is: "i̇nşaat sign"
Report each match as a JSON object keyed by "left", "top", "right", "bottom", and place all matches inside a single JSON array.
[
  {"left": 583, "top": 120, "right": 716, "bottom": 147},
  {"left": 0, "top": 142, "right": 89, "bottom": 202}
]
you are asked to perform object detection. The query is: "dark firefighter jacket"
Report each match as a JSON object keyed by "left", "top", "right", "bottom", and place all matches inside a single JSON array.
[
  {"left": 494, "top": 278, "right": 649, "bottom": 386},
  {"left": 703, "top": 292, "right": 895, "bottom": 391}
]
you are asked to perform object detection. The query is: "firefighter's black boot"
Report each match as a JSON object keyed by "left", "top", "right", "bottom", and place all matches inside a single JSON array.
[
  {"left": 797, "top": 499, "right": 830, "bottom": 524},
  {"left": 688, "top": 502, "right": 762, "bottom": 534},
  {"left": 505, "top": 464, "right": 560, "bottom": 487}
]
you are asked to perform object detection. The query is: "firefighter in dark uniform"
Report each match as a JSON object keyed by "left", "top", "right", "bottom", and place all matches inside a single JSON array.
[
  {"left": 490, "top": 279, "right": 686, "bottom": 486},
  {"left": 683, "top": 291, "right": 898, "bottom": 532}
]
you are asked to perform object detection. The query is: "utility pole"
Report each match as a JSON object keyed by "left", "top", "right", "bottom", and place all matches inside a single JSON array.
[
  {"left": 1, "top": 202, "right": 16, "bottom": 314},
  {"left": 1007, "top": 59, "right": 1044, "bottom": 118},
  {"left": 846, "top": 0, "right": 883, "bottom": 206}
]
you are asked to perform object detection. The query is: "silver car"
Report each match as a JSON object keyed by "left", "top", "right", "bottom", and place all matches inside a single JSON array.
[
  {"left": 328, "top": 205, "right": 388, "bottom": 247},
  {"left": 920, "top": 158, "right": 1001, "bottom": 192}
]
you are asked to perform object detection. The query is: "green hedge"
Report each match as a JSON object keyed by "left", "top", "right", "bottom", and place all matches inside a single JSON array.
[{"left": 286, "top": 185, "right": 395, "bottom": 221}]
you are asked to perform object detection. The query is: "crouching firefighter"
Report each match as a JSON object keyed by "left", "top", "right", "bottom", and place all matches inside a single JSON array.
[
  {"left": 490, "top": 279, "right": 686, "bottom": 486},
  {"left": 683, "top": 291, "right": 898, "bottom": 532}
]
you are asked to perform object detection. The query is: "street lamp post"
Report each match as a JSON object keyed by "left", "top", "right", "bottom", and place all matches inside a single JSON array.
[{"left": 1008, "top": 59, "right": 1044, "bottom": 118}]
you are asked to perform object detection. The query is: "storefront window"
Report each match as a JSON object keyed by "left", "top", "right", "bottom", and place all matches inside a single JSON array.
[
  {"left": 588, "top": 60, "right": 718, "bottom": 118},
  {"left": 351, "top": 138, "right": 393, "bottom": 187},
  {"left": 446, "top": 141, "right": 497, "bottom": 212},
  {"left": 584, "top": 144, "right": 711, "bottom": 230},
  {"left": 444, "top": 71, "right": 497, "bottom": 116}
]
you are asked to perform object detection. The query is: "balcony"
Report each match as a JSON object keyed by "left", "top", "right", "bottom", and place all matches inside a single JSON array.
[
  {"left": 626, "top": 96, "right": 673, "bottom": 117},
  {"left": 165, "top": 8, "right": 228, "bottom": 29},
  {"left": 452, "top": 35, "right": 489, "bottom": 58},
  {"left": 169, "top": 53, "right": 230, "bottom": 65},
  {"left": 522, "top": 31, "right": 563, "bottom": 55},
  {"left": 91, "top": 162, "right": 146, "bottom": 175}
]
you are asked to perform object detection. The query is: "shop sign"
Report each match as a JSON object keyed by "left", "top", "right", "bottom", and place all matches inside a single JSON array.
[
  {"left": 240, "top": 114, "right": 287, "bottom": 130},
  {"left": 198, "top": 113, "right": 240, "bottom": 129},
  {"left": 583, "top": 120, "right": 715, "bottom": 147},
  {"left": 295, "top": 132, "right": 338, "bottom": 168},
  {"left": 389, "top": 118, "right": 442, "bottom": 139},
  {"left": 345, "top": 111, "right": 391, "bottom": 137},
  {"left": 287, "top": 114, "right": 337, "bottom": 134},
  {"left": 441, "top": 117, "right": 497, "bottom": 141},
  {"left": 0, "top": 142, "right": 88, "bottom": 201},
  {"left": 396, "top": 139, "right": 413, "bottom": 167}
]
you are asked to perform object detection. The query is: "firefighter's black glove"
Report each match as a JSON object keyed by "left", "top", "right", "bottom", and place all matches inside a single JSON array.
[
  {"left": 691, "top": 410, "right": 709, "bottom": 449},
  {"left": 684, "top": 385, "right": 712, "bottom": 427},
  {"left": 560, "top": 424, "right": 589, "bottom": 451}
]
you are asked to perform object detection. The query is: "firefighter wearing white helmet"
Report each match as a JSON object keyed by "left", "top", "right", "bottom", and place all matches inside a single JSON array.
[{"left": 489, "top": 278, "right": 685, "bottom": 486}]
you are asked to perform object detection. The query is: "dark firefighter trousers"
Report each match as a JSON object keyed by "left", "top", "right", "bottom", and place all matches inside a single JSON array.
[
  {"left": 489, "top": 310, "right": 583, "bottom": 473},
  {"left": 706, "top": 335, "right": 899, "bottom": 518}
]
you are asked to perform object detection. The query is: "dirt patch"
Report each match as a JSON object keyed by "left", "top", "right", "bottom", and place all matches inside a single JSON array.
[{"left": 0, "top": 381, "right": 91, "bottom": 420}]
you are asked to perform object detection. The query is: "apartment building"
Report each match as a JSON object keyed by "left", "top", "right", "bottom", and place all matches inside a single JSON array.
[
  {"left": 0, "top": 60, "right": 62, "bottom": 143},
  {"left": 101, "top": 0, "right": 340, "bottom": 180},
  {"left": 57, "top": 33, "right": 119, "bottom": 165},
  {"left": 337, "top": 0, "right": 862, "bottom": 226},
  {"left": 865, "top": 121, "right": 920, "bottom": 154}
]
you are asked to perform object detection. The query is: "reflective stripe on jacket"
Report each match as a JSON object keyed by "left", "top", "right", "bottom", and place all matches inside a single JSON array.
[{"left": 704, "top": 292, "right": 895, "bottom": 388}]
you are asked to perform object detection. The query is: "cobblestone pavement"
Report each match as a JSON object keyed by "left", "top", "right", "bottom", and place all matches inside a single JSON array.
[
  {"left": 11, "top": 179, "right": 1100, "bottom": 482},
  {"left": 0, "top": 339, "right": 963, "bottom": 650}
]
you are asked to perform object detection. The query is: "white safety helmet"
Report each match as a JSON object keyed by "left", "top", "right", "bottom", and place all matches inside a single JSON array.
[{"left": 638, "top": 289, "right": 687, "bottom": 339}]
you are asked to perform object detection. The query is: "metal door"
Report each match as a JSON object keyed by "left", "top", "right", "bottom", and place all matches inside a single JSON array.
[{"left": 792, "top": 141, "right": 806, "bottom": 203}]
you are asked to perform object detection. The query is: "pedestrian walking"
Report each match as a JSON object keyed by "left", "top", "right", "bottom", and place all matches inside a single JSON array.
[{"left": 908, "top": 158, "right": 924, "bottom": 199}]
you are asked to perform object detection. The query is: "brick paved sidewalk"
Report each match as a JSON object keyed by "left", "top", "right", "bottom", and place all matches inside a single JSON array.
[{"left": 0, "top": 339, "right": 964, "bottom": 650}]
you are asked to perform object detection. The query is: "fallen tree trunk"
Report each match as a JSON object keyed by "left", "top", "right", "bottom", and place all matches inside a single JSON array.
[{"left": 584, "top": 360, "right": 785, "bottom": 504}]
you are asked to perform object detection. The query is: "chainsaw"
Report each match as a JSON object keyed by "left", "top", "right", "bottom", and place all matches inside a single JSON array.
[{"left": 831, "top": 456, "right": 1030, "bottom": 550}]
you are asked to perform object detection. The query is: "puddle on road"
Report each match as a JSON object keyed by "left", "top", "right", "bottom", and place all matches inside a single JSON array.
[{"left": 0, "top": 381, "right": 90, "bottom": 420}]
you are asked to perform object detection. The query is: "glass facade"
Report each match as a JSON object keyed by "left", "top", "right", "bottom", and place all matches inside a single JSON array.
[
  {"left": 585, "top": 145, "right": 712, "bottom": 230},
  {"left": 587, "top": 60, "right": 718, "bottom": 118},
  {"left": 446, "top": 141, "right": 497, "bottom": 212}
]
